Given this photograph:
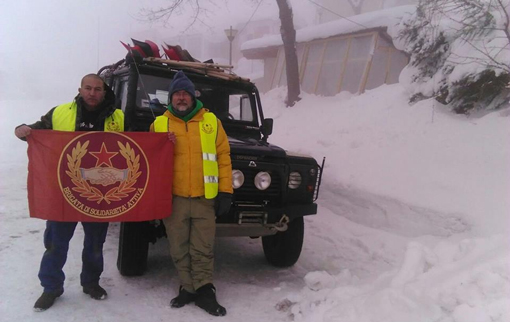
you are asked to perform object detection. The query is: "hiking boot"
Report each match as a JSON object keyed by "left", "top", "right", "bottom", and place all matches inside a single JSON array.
[
  {"left": 83, "top": 284, "right": 107, "bottom": 300},
  {"left": 33, "top": 290, "right": 63, "bottom": 312},
  {"left": 195, "top": 283, "right": 226, "bottom": 316},
  {"left": 170, "top": 286, "right": 197, "bottom": 308}
]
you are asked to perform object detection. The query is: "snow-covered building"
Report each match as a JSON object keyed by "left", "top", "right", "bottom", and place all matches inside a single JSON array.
[
  {"left": 316, "top": 0, "right": 417, "bottom": 24},
  {"left": 241, "top": 6, "right": 414, "bottom": 95}
]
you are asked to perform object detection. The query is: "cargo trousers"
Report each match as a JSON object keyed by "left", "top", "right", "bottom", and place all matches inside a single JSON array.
[{"left": 163, "top": 195, "right": 216, "bottom": 293}]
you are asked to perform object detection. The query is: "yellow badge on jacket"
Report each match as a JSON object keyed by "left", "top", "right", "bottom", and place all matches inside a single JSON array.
[
  {"left": 201, "top": 122, "right": 214, "bottom": 134},
  {"left": 106, "top": 121, "right": 121, "bottom": 132}
]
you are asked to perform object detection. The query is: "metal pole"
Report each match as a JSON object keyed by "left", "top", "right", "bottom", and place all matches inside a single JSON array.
[
  {"left": 224, "top": 25, "right": 237, "bottom": 71},
  {"left": 230, "top": 26, "right": 234, "bottom": 67},
  {"left": 229, "top": 38, "right": 233, "bottom": 67}
]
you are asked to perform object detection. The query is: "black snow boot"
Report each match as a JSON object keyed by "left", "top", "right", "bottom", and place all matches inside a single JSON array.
[
  {"left": 83, "top": 284, "right": 108, "bottom": 300},
  {"left": 170, "top": 286, "right": 197, "bottom": 308},
  {"left": 33, "top": 289, "right": 64, "bottom": 312},
  {"left": 195, "top": 283, "right": 227, "bottom": 316}
]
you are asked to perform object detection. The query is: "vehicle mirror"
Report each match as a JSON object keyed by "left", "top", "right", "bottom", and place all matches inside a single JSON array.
[{"left": 262, "top": 118, "right": 273, "bottom": 137}]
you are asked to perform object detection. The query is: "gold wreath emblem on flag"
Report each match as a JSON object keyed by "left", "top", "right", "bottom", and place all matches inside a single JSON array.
[{"left": 65, "top": 140, "right": 141, "bottom": 204}]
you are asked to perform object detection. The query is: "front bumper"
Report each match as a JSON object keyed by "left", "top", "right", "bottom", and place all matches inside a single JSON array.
[{"left": 216, "top": 202, "right": 317, "bottom": 237}]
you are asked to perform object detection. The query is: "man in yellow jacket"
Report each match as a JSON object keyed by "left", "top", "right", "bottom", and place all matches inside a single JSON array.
[{"left": 150, "top": 71, "right": 233, "bottom": 317}]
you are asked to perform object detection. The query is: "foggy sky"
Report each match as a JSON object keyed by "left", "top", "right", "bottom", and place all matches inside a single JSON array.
[{"left": 0, "top": 0, "right": 316, "bottom": 103}]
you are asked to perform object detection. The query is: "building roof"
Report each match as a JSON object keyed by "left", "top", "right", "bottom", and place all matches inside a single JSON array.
[{"left": 241, "top": 5, "right": 415, "bottom": 57}]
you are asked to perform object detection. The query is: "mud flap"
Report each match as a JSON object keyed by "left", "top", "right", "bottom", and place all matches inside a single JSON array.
[{"left": 117, "top": 222, "right": 150, "bottom": 276}]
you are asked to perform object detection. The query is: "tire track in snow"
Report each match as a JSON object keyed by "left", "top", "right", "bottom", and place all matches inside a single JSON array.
[{"left": 319, "top": 182, "right": 470, "bottom": 237}]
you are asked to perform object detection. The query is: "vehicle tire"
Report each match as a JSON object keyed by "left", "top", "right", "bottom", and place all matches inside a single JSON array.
[
  {"left": 117, "top": 222, "right": 149, "bottom": 276},
  {"left": 262, "top": 217, "right": 304, "bottom": 267}
]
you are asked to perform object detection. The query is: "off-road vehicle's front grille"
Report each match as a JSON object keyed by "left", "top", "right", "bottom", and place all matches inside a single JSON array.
[{"left": 233, "top": 166, "right": 283, "bottom": 204}]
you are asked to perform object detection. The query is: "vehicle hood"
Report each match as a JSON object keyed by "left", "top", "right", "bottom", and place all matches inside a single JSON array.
[{"left": 228, "top": 137, "right": 286, "bottom": 159}]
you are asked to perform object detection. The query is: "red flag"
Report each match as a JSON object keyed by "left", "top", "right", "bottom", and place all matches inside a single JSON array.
[{"left": 26, "top": 130, "right": 173, "bottom": 222}]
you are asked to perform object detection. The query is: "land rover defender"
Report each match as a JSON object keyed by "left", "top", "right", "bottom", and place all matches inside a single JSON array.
[{"left": 99, "top": 48, "right": 323, "bottom": 276}]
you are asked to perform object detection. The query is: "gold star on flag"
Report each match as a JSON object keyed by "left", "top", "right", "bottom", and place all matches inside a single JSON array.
[{"left": 90, "top": 143, "right": 118, "bottom": 167}]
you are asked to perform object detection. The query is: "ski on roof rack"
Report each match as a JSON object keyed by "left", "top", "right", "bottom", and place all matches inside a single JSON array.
[
  {"left": 143, "top": 57, "right": 250, "bottom": 82},
  {"left": 118, "top": 39, "right": 250, "bottom": 82}
]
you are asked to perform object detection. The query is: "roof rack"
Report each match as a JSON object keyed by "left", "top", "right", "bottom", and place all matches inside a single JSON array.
[{"left": 144, "top": 57, "right": 251, "bottom": 83}]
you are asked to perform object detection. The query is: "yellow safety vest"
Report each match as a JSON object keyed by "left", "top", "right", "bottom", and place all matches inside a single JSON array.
[
  {"left": 200, "top": 112, "right": 219, "bottom": 199},
  {"left": 154, "top": 112, "right": 219, "bottom": 199},
  {"left": 52, "top": 102, "right": 124, "bottom": 132}
]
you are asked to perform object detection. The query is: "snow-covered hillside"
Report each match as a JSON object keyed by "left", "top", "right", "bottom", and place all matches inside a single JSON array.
[{"left": 0, "top": 83, "right": 509, "bottom": 322}]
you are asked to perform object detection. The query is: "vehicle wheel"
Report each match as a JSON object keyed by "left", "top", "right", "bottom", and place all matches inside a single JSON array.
[
  {"left": 262, "top": 217, "right": 304, "bottom": 267},
  {"left": 117, "top": 222, "right": 149, "bottom": 276}
]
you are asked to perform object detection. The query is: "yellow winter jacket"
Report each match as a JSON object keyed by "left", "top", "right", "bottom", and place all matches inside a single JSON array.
[{"left": 150, "top": 108, "right": 233, "bottom": 197}]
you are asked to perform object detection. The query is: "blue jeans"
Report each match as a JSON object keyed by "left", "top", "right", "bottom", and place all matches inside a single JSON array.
[{"left": 38, "top": 221, "right": 109, "bottom": 293}]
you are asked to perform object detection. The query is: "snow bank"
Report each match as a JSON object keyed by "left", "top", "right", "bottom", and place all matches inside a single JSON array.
[
  {"left": 262, "top": 84, "right": 510, "bottom": 321},
  {"left": 263, "top": 84, "right": 510, "bottom": 236},
  {"left": 278, "top": 236, "right": 509, "bottom": 322}
]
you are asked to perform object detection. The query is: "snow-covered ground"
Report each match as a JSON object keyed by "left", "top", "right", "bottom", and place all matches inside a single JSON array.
[{"left": 1, "top": 83, "right": 509, "bottom": 322}]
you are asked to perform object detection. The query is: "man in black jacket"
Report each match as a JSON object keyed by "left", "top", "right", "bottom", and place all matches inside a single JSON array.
[{"left": 15, "top": 74, "right": 124, "bottom": 312}]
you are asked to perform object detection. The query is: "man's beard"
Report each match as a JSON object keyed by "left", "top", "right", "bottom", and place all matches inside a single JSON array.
[{"left": 173, "top": 102, "right": 193, "bottom": 116}]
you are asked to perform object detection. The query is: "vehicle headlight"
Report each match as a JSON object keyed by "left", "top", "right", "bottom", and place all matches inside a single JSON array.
[
  {"left": 254, "top": 171, "right": 271, "bottom": 190},
  {"left": 288, "top": 171, "right": 302, "bottom": 189},
  {"left": 232, "top": 169, "right": 245, "bottom": 189}
]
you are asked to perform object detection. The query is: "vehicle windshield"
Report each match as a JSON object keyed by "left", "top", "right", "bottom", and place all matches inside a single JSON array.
[{"left": 135, "top": 74, "right": 256, "bottom": 124}]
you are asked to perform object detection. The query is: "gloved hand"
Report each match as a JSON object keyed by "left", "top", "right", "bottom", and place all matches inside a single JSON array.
[{"left": 215, "top": 192, "right": 232, "bottom": 217}]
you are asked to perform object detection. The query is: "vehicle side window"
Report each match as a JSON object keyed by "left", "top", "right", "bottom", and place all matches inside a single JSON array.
[
  {"left": 137, "top": 75, "right": 170, "bottom": 109},
  {"left": 229, "top": 94, "right": 253, "bottom": 122},
  {"left": 114, "top": 79, "right": 129, "bottom": 113},
  {"left": 120, "top": 81, "right": 129, "bottom": 112}
]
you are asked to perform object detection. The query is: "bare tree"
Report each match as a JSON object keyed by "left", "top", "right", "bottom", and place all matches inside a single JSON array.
[
  {"left": 446, "top": 0, "right": 510, "bottom": 71},
  {"left": 275, "top": 0, "right": 300, "bottom": 106},
  {"left": 398, "top": 0, "right": 510, "bottom": 113},
  {"left": 347, "top": 0, "right": 365, "bottom": 15},
  {"left": 140, "top": 0, "right": 301, "bottom": 107}
]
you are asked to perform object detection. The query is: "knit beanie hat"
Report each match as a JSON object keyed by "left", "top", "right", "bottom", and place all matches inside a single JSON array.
[{"left": 169, "top": 71, "right": 196, "bottom": 101}]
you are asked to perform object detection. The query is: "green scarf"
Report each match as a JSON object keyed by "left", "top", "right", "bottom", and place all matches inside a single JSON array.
[{"left": 167, "top": 99, "right": 204, "bottom": 122}]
